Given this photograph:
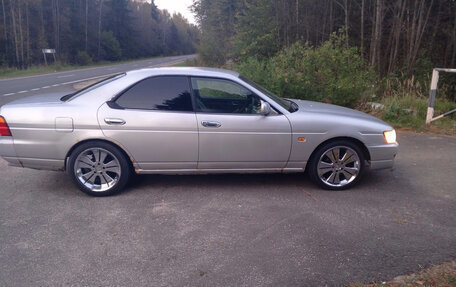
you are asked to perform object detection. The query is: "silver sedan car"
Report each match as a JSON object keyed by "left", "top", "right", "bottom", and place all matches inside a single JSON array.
[{"left": 0, "top": 67, "right": 398, "bottom": 196}]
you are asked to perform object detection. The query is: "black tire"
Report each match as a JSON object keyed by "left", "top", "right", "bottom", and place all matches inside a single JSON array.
[
  {"left": 308, "top": 140, "right": 366, "bottom": 190},
  {"left": 68, "top": 141, "right": 131, "bottom": 196}
]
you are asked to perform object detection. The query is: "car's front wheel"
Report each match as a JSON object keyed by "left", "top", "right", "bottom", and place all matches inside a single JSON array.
[
  {"left": 68, "top": 141, "right": 131, "bottom": 196},
  {"left": 308, "top": 140, "right": 365, "bottom": 190}
]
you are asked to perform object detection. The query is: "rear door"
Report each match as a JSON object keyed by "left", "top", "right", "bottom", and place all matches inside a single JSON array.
[
  {"left": 191, "top": 77, "right": 292, "bottom": 170},
  {"left": 98, "top": 76, "right": 198, "bottom": 171}
]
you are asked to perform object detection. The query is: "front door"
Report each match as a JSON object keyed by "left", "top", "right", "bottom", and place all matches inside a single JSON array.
[{"left": 191, "top": 77, "right": 292, "bottom": 170}]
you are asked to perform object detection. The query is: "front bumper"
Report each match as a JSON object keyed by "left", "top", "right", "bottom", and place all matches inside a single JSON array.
[{"left": 367, "top": 143, "right": 399, "bottom": 170}]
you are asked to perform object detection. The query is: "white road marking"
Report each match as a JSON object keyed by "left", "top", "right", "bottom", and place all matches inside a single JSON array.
[
  {"left": 1, "top": 56, "right": 196, "bottom": 97},
  {"left": 57, "top": 74, "right": 74, "bottom": 78},
  {"left": 58, "top": 73, "right": 119, "bottom": 86}
]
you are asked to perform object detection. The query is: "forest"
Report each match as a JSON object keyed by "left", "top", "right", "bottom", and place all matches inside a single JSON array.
[
  {"left": 192, "top": 0, "right": 456, "bottom": 132},
  {"left": 192, "top": 0, "right": 456, "bottom": 76},
  {"left": 0, "top": 0, "right": 199, "bottom": 68}
]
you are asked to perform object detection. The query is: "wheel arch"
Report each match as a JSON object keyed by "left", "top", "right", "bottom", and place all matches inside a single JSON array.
[
  {"left": 64, "top": 139, "right": 136, "bottom": 173},
  {"left": 305, "top": 136, "right": 371, "bottom": 170}
]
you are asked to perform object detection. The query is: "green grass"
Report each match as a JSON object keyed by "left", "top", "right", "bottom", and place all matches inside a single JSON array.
[
  {"left": 0, "top": 56, "right": 165, "bottom": 79},
  {"left": 361, "top": 95, "right": 456, "bottom": 136},
  {"left": 0, "top": 64, "right": 84, "bottom": 78},
  {"left": 172, "top": 57, "right": 202, "bottom": 67}
]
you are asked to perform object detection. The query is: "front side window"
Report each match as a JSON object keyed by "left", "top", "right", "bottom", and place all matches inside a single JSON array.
[
  {"left": 115, "top": 76, "right": 193, "bottom": 111},
  {"left": 191, "top": 77, "right": 262, "bottom": 114}
]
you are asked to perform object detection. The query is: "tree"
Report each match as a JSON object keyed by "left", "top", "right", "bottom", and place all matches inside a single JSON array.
[
  {"left": 193, "top": 0, "right": 456, "bottom": 78},
  {"left": 100, "top": 30, "right": 121, "bottom": 61}
]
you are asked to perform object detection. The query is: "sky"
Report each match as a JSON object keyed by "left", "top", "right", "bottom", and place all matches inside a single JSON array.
[{"left": 154, "top": 0, "right": 196, "bottom": 25}]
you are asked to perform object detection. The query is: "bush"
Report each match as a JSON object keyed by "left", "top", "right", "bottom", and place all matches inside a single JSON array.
[
  {"left": 100, "top": 31, "right": 122, "bottom": 61},
  {"left": 74, "top": 51, "right": 93, "bottom": 66},
  {"left": 234, "top": 32, "right": 377, "bottom": 108}
]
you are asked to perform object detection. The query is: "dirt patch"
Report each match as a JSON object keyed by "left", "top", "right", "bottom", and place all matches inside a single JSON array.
[{"left": 350, "top": 261, "right": 456, "bottom": 287}]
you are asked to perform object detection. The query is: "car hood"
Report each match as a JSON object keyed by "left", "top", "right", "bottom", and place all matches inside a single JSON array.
[
  {"left": 291, "top": 99, "right": 386, "bottom": 124},
  {"left": 4, "top": 92, "right": 68, "bottom": 106}
]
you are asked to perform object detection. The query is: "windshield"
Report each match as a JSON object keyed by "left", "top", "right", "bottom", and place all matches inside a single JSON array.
[
  {"left": 239, "top": 75, "right": 298, "bottom": 113},
  {"left": 61, "top": 73, "right": 126, "bottom": 102}
]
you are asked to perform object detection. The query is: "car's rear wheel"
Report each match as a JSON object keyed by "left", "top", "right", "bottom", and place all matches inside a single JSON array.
[
  {"left": 68, "top": 141, "right": 131, "bottom": 196},
  {"left": 308, "top": 140, "right": 365, "bottom": 190}
]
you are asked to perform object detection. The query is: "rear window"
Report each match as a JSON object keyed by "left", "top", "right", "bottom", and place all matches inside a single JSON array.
[{"left": 115, "top": 76, "right": 193, "bottom": 112}]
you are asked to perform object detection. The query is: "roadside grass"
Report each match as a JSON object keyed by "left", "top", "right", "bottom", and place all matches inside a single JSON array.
[
  {"left": 361, "top": 95, "right": 456, "bottom": 136},
  {"left": 0, "top": 56, "right": 163, "bottom": 79},
  {"left": 0, "top": 63, "right": 82, "bottom": 78},
  {"left": 172, "top": 57, "right": 202, "bottom": 67},
  {"left": 349, "top": 261, "right": 456, "bottom": 287}
]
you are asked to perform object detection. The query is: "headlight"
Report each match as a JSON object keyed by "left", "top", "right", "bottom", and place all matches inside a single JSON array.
[{"left": 383, "top": 130, "right": 397, "bottom": 144}]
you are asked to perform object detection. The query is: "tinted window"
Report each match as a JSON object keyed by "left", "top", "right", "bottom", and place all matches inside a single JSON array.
[
  {"left": 191, "top": 77, "right": 262, "bottom": 114},
  {"left": 239, "top": 75, "right": 297, "bottom": 112},
  {"left": 116, "top": 76, "right": 193, "bottom": 111}
]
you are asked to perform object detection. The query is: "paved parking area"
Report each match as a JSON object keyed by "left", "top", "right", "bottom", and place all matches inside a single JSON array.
[{"left": 0, "top": 132, "right": 455, "bottom": 286}]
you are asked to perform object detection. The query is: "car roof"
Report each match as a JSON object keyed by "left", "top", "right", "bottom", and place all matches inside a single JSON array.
[{"left": 126, "top": 67, "right": 240, "bottom": 79}]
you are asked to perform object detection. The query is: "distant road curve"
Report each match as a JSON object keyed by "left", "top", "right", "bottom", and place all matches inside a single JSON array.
[{"left": 0, "top": 54, "right": 196, "bottom": 99}]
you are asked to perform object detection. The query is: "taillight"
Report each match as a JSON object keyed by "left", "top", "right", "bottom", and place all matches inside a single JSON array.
[{"left": 0, "top": 116, "right": 12, "bottom": 136}]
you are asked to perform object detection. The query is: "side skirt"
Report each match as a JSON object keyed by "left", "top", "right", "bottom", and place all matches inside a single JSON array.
[{"left": 135, "top": 168, "right": 305, "bottom": 175}]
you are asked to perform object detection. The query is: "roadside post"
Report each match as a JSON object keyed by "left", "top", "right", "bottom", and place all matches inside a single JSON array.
[
  {"left": 42, "top": 49, "right": 57, "bottom": 66},
  {"left": 425, "top": 68, "right": 456, "bottom": 124}
]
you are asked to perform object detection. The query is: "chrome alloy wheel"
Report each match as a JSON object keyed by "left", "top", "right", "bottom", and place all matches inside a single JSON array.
[
  {"left": 317, "top": 146, "right": 360, "bottom": 187},
  {"left": 74, "top": 148, "right": 121, "bottom": 192}
]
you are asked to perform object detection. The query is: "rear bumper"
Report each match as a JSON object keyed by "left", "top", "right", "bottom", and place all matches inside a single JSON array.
[
  {"left": 367, "top": 143, "right": 398, "bottom": 170},
  {"left": 0, "top": 137, "right": 22, "bottom": 167}
]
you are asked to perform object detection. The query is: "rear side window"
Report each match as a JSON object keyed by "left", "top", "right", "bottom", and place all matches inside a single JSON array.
[{"left": 115, "top": 76, "right": 193, "bottom": 111}]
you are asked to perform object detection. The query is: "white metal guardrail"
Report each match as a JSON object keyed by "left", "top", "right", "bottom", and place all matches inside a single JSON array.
[{"left": 426, "top": 68, "right": 456, "bottom": 124}]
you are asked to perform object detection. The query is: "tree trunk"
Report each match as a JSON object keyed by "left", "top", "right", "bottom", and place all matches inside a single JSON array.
[
  {"left": 360, "top": 0, "right": 364, "bottom": 54},
  {"left": 451, "top": 5, "right": 456, "bottom": 67},
  {"left": 39, "top": 0, "right": 46, "bottom": 50},
  {"left": 295, "top": 0, "right": 299, "bottom": 40},
  {"left": 370, "top": 0, "right": 382, "bottom": 68},
  {"left": 52, "top": 0, "right": 60, "bottom": 52},
  {"left": 85, "top": 0, "right": 88, "bottom": 51},
  {"left": 329, "top": 0, "right": 333, "bottom": 36},
  {"left": 334, "top": 0, "right": 349, "bottom": 47},
  {"left": 10, "top": 0, "right": 19, "bottom": 66},
  {"left": 387, "top": 0, "right": 406, "bottom": 74},
  {"left": 344, "top": 0, "right": 348, "bottom": 47},
  {"left": 97, "top": 0, "right": 103, "bottom": 60},
  {"left": 18, "top": 0, "right": 24, "bottom": 69},
  {"left": 1, "top": 0, "right": 7, "bottom": 60},
  {"left": 407, "top": 0, "right": 433, "bottom": 76},
  {"left": 26, "top": 0, "right": 30, "bottom": 66}
]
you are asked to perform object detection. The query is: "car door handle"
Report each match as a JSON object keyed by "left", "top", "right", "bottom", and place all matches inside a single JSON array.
[
  {"left": 201, "top": 121, "right": 221, "bottom": 128},
  {"left": 104, "top": 118, "right": 126, "bottom": 125}
]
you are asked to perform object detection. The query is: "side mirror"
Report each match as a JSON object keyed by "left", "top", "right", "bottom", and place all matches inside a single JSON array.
[{"left": 260, "top": 101, "right": 271, "bottom": 116}]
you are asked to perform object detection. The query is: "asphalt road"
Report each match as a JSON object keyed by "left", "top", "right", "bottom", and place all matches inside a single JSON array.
[
  {"left": 0, "top": 54, "right": 196, "bottom": 107},
  {"left": 0, "top": 132, "right": 455, "bottom": 286}
]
